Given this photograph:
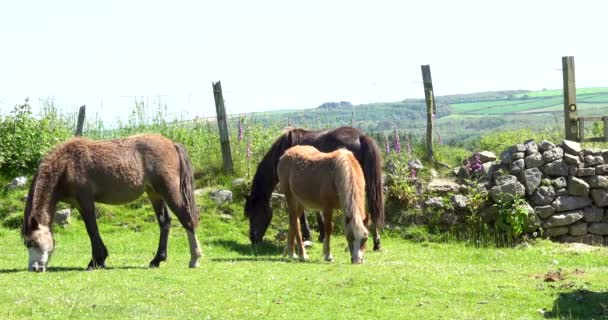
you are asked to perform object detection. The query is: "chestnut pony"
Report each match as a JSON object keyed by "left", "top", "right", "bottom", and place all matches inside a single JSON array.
[
  {"left": 245, "top": 127, "right": 384, "bottom": 250},
  {"left": 278, "top": 145, "right": 369, "bottom": 263},
  {"left": 21, "top": 134, "right": 202, "bottom": 272}
]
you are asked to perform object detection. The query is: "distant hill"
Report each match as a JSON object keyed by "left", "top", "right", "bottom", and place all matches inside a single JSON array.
[{"left": 244, "top": 87, "right": 608, "bottom": 148}]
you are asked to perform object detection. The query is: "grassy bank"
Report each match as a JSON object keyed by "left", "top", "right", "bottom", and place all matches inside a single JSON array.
[{"left": 1, "top": 202, "right": 607, "bottom": 319}]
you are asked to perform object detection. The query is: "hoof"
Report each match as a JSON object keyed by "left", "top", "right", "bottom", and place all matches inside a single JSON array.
[
  {"left": 86, "top": 264, "right": 106, "bottom": 271},
  {"left": 303, "top": 240, "right": 313, "bottom": 248},
  {"left": 324, "top": 255, "right": 334, "bottom": 262},
  {"left": 373, "top": 239, "right": 382, "bottom": 251}
]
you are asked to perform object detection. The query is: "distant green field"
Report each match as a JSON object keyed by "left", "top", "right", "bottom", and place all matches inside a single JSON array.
[{"left": 450, "top": 88, "right": 608, "bottom": 116}]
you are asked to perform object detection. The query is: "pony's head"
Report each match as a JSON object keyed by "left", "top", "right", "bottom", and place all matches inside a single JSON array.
[
  {"left": 244, "top": 195, "right": 273, "bottom": 244},
  {"left": 345, "top": 215, "right": 369, "bottom": 264},
  {"left": 23, "top": 218, "right": 54, "bottom": 272}
]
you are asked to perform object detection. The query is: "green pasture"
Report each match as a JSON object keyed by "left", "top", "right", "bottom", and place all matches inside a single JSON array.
[
  {"left": 1, "top": 196, "right": 607, "bottom": 319},
  {"left": 450, "top": 89, "right": 608, "bottom": 116}
]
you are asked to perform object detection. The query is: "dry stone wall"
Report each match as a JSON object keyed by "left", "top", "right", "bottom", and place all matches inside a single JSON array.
[{"left": 482, "top": 139, "right": 608, "bottom": 246}]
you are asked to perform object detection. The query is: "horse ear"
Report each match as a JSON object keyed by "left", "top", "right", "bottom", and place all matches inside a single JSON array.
[{"left": 30, "top": 217, "right": 39, "bottom": 230}]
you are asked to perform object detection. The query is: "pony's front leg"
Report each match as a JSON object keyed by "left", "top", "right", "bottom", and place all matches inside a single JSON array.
[
  {"left": 322, "top": 209, "right": 333, "bottom": 262},
  {"left": 77, "top": 195, "right": 108, "bottom": 270}
]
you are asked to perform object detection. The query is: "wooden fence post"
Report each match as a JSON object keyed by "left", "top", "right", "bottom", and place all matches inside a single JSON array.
[
  {"left": 75, "top": 105, "right": 86, "bottom": 136},
  {"left": 562, "top": 56, "right": 578, "bottom": 141},
  {"left": 421, "top": 65, "right": 436, "bottom": 161},
  {"left": 212, "top": 81, "right": 234, "bottom": 173}
]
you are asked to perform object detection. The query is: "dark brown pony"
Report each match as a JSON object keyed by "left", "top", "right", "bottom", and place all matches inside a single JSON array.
[
  {"left": 278, "top": 145, "right": 369, "bottom": 263},
  {"left": 21, "top": 134, "right": 202, "bottom": 272},
  {"left": 245, "top": 126, "right": 384, "bottom": 250}
]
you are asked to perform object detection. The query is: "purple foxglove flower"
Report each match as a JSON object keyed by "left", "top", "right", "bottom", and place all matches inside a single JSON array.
[
  {"left": 238, "top": 117, "right": 244, "bottom": 142},
  {"left": 393, "top": 129, "right": 401, "bottom": 154}
]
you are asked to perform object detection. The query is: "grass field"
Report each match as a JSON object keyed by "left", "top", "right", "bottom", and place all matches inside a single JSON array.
[
  {"left": 449, "top": 88, "right": 608, "bottom": 116},
  {"left": 1, "top": 198, "right": 607, "bottom": 319}
]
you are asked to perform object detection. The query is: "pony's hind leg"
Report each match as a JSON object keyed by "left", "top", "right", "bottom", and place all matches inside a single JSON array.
[
  {"left": 372, "top": 225, "right": 381, "bottom": 251},
  {"left": 76, "top": 193, "right": 108, "bottom": 270},
  {"left": 322, "top": 209, "right": 333, "bottom": 262},
  {"left": 148, "top": 193, "right": 172, "bottom": 268},
  {"left": 159, "top": 179, "right": 202, "bottom": 268},
  {"left": 292, "top": 205, "right": 308, "bottom": 261}
]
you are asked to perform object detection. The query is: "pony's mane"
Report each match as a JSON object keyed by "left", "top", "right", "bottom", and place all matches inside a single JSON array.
[
  {"left": 333, "top": 150, "right": 368, "bottom": 238},
  {"left": 248, "top": 128, "right": 311, "bottom": 203},
  {"left": 21, "top": 140, "right": 76, "bottom": 236}
]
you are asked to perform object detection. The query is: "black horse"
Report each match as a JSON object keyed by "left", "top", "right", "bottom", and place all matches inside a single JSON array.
[{"left": 244, "top": 126, "right": 384, "bottom": 251}]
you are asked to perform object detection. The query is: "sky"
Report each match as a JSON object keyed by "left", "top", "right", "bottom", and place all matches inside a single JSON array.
[{"left": 1, "top": 0, "right": 607, "bottom": 123}]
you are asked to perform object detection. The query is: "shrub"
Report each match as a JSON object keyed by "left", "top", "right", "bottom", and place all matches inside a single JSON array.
[
  {"left": 494, "top": 196, "right": 529, "bottom": 241},
  {"left": 2, "top": 212, "right": 23, "bottom": 229},
  {"left": 0, "top": 100, "right": 72, "bottom": 178}
]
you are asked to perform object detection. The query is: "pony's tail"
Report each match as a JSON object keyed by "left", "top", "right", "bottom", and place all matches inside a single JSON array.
[
  {"left": 174, "top": 143, "right": 199, "bottom": 229},
  {"left": 359, "top": 135, "right": 385, "bottom": 228}
]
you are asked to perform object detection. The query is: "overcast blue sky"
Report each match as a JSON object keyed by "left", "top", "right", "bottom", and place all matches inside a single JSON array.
[{"left": 1, "top": 0, "right": 606, "bottom": 122}]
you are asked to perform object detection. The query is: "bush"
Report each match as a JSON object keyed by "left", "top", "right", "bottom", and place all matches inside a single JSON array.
[
  {"left": 0, "top": 100, "right": 72, "bottom": 177},
  {"left": 495, "top": 196, "right": 529, "bottom": 241},
  {"left": 2, "top": 212, "right": 23, "bottom": 229}
]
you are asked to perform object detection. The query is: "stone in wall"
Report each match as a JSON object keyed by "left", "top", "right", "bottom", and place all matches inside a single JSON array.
[
  {"left": 551, "top": 196, "right": 592, "bottom": 212},
  {"left": 542, "top": 160, "right": 569, "bottom": 177},
  {"left": 521, "top": 168, "right": 542, "bottom": 195},
  {"left": 584, "top": 155, "right": 604, "bottom": 167},
  {"left": 588, "top": 223, "right": 608, "bottom": 235},
  {"left": 478, "top": 151, "right": 497, "bottom": 163},
  {"left": 524, "top": 140, "right": 539, "bottom": 155},
  {"left": 596, "top": 164, "right": 608, "bottom": 175},
  {"left": 543, "top": 147, "right": 564, "bottom": 163},
  {"left": 530, "top": 186, "right": 556, "bottom": 206},
  {"left": 577, "top": 168, "right": 595, "bottom": 177},
  {"left": 509, "top": 159, "right": 525, "bottom": 174},
  {"left": 489, "top": 180, "right": 525, "bottom": 203},
  {"left": 510, "top": 144, "right": 526, "bottom": 153},
  {"left": 583, "top": 206, "right": 604, "bottom": 222},
  {"left": 524, "top": 153, "right": 543, "bottom": 168},
  {"left": 535, "top": 205, "right": 555, "bottom": 219},
  {"left": 544, "top": 226, "right": 569, "bottom": 237},
  {"left": 512, "top": 153, "right": 525, "bottom": 161},
  {"left": 542, "top": 211, "right": 583, "bottom": 228},
  {"left": 562, "top": 140, "right": 582, "bottom": 155},
  {"left": 539, "top": 140, "right": 556, "bottom": 152},
  {"left": 585, "top": 175, "right": 608, "bottom": 189},
  {"left": 567, "top": 177, "right": 590, "bottom": 196},
  {"left": 569, "top": 222, "right": 587, "bottom": 236},
  {"left": 552, "top": 177, "right": 567, "bottom": 189},
  {"left": 590, "top": 189, "right": 608, "bottom": 207},
  {"left": 563, "top": 153, "right": 581, "bottom": 165}
]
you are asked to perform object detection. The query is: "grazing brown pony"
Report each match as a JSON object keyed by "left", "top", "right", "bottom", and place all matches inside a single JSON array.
[
  {"left": 21, "top": 134, "right": 202, "bottom": 272},
  {"left": 278, "top": 145, "right": 369, "bottom": 263},
  {"left": 245, "top": 127, "right": 384, "bottom": 250}
]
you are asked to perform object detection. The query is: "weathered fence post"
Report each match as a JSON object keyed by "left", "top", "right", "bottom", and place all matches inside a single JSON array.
[
  {"left": 75, "top": 105, "right": 86, "bottom": 136},
  {"left": 421, "top": 65, "right": 436, "bottom": 161},
  {"left": 562, "top": 56, "right": 578, "bottom": 141},
  {"left": 212, "top": 81, "right": 234, "bottom": 173}
]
